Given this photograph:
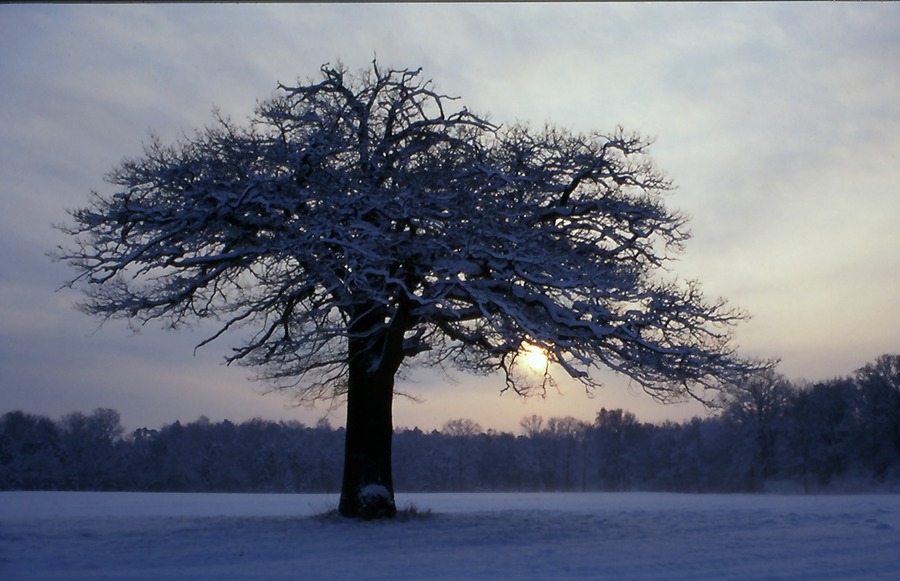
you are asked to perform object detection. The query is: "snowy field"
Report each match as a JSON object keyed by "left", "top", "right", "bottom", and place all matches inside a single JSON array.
[{"left": 2, "top": 492, "right": 899, "bottom": 580}]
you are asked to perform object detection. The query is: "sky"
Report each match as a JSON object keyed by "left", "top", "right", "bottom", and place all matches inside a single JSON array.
[{"left": 1, "top": 3, "right": 898, "bottom": 435}]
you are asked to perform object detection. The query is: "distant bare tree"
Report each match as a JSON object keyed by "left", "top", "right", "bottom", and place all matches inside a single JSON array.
[
  {"left": 724, "top": 371, "right": 792, "bottom": 479},
  {"left": 57, "top": 61, "right": 766, "bottom": 518},
  {"left": 856, "top": 354, "right": 900, "bottom": 468},
  {"left": 441, "top": 418, "right": 483, "bottom": 438},
  {"left": 441, "top": 418, "right": 483, "bottom": 490},
  {"left": 520, "top": 414, "right": 545, "bottom": 438}
]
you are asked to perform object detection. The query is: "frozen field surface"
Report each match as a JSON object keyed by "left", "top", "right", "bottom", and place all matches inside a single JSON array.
[{"left": 2, "top": 491, "right": 899, "bottom": 579}]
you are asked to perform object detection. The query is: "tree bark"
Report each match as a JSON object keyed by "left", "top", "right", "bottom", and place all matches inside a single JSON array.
[{"left": 338, "top": 308, "right": 403, "bottom": 519}]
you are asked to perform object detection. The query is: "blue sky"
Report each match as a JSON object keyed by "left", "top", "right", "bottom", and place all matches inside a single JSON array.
[{"left": 1, "top": 3, "right": 898, "bottom": 433}]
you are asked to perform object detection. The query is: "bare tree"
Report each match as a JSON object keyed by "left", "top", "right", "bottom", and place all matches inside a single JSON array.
[
  {"left": 57, "top": 61, "right": 765, "bottom": 518},
  {"left": 723, "top": 371, "right": 792, "bottom": 480},
  {"left": 519, "top": 414, "right": 545, "bottom": 438},
  {"left": 441, "top": 418, "right": 483, "bottom": 490},
  {"left": 856, "top": 354, "right": 900, "bottom": 467},
  {"left": 441, "top": 418, "right": 483, "bottom": 438}
]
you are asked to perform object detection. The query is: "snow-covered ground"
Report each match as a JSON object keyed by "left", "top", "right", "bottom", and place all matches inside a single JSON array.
[{"left": 2, "top": 492, "right": 899, "bottom": 579}]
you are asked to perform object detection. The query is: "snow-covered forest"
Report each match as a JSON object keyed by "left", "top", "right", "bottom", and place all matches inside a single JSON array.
[{"left": 3, "top": 354, "right": 897, "bottom": 494}]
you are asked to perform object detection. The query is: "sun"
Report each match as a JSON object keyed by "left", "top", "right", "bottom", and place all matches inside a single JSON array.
[{"left": 521, "top": 343, "right": 549, "bottom": 373}]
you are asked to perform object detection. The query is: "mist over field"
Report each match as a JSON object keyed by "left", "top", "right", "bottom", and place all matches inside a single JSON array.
[{"left": 3, "top": 492, "right": 899, "bottom": 579}]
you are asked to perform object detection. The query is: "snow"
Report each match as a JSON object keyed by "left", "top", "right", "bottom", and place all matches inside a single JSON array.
[
  {"left": 2, "top": 492, "right": 899, "bottom": 579},
  {"left": 358, "top": 483, "right": 391, "bottom": 501}
]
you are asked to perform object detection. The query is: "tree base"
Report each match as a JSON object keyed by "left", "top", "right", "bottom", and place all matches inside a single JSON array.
[{"left": 338, "top": 483, "right": 398, "bottom": 520}]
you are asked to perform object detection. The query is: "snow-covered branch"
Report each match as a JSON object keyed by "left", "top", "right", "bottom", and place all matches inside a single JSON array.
[{"left": 58, "top": 60, "right": 767, "bottom": 409}]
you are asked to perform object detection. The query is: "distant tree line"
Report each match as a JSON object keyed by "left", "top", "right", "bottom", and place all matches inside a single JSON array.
[{"left": 2, "top": 355, "right": 898, "bottom": 494}]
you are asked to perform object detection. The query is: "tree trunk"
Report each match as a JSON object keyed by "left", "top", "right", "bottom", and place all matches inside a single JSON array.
[{"left": 338, "top": 308, "right": 404, "bottom": 519}]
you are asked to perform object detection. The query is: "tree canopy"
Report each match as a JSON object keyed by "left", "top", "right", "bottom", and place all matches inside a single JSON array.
[{"left": 58, "top": 61, "right": 766, "bottom": 518}]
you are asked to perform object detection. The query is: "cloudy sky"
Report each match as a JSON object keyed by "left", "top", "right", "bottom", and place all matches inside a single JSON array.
[{"left": 2, "top": 3, "right": 898, "bottom": 434}]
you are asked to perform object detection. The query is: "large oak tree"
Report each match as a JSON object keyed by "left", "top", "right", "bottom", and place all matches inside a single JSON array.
[{"left": 58, "top": 62, "right": 764, "bottom": 518}]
